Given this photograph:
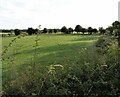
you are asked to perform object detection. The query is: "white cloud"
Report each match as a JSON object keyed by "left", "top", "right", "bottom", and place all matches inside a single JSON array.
[{"left": 0, "top": 0, "right": 119, "bottom": 29}]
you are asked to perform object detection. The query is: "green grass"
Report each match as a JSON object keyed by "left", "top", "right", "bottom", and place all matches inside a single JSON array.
[
  {"left": 2, "top": 34, "right": 119, "bottom": 95},
  {"left": 2, "top": 34, "right": 102, "bottom": 95},
  {"left": 2, "top": 34, "right": 99, "bottom": 69},
  {"left": 2, "top": 34, "right": 98, "bottom": 79}
]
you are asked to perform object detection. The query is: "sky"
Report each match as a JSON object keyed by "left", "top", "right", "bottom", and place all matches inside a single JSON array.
[{"left": 0, "top": 0, "right": 119, "bottom": 29}]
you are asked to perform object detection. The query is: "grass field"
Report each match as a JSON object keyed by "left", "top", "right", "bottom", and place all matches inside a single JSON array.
[
  {"left": 2, "top": 34, "right": 99, "bottom": 69},
  {"left": 2, "top": 34, "right": 114, "bottom": 95}
]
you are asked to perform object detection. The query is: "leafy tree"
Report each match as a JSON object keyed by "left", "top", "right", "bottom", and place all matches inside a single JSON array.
[
  {"left": 2, "top": 29, "right": 11, "bottom": 33},
  {"left": 75, "top": 25, "right": 82, "bottom": 34},
  {"left": 34, "top": 28, "right": 39, "bottom": 34},
  {"left": 99, "top": 27, "right": 105, "bottom": 35},
  {"left": 61, "top": 26, "right": 67, "bottom": 34},
  {"left": 48, "top": 29, "right": 53, "bottom": 34},
  {"left": 68, "top": 27, "right": 73, "bottom": 34},
  {"left": 112, "top": 21, "right": 120, "bottom": 29},
  {"left": 27, "top": 28, "right": 35, "bottom": 35},
  {"left": 53, "top": 29, "right": 57, "bottom": 33},
  {"left": 14, "top": 29, "right": 20, "bottom": 36},
  {"left": 81, "top": 28, "right": 86, "bottom": 35},
  {"left": 105, "top": 26, "right": 113, "bottom": 35},
  {"left": 87, "top": 27, "right": 93, "bottom": 35},
  {"left": 42, "top": 28, "right": 47, "bottom": 33},
  {"left": 92, "top": 28, "right": 98, "bottom": 34},
  {"left": 113, "top": 29, "right": 120, "bottom": 36}
]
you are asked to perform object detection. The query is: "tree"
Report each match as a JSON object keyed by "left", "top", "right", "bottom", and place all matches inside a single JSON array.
[
  {"left": 42, "top": 28, "right": 47, "bottom": 33},
  {"left": 75, "top": 25, "right": 82, "bottom": 34},
  {"left": 48, "top": 29, "right": 53, "bottom": 34},
  {"left": 99, "top": 27, "right": 105, "bottom": 35},
  {"left": 87, "top": 27, "right": 93, "bottom": 35},
  {"left": 92, "top": 28, "right": 98, "bottom": 34},
  {"left": 53, "top": 29, "right": 57, "bottom": 33},
  {"left": 112, "top": 21, "right": 120, "bottom": 29},
  {"left": 27, "top": 28, "right": 35, "bottom": 35},
  {"left": 14, "top": 29, "right": 20, "bottom": 36},
  {"left": 81, "top": 28, "right": 87, "bottom": 35},
  {"left": 61, "top": 26, "right": 67, "bottom": 34},
  {"left": 2, "top": 29, "right": 11, "bottom": 33},
  {"left": 68, "top": 27, "right": 73, "bottom": 34},
  {"left": 105, "top": 26, "right": 113, "bottom": 35},
  {"left": 34, "top": 28, "right": 39, "bottom": 34}
]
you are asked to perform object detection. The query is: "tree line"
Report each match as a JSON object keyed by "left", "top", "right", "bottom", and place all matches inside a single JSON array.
[
  {"left": 1, "top": 21, "right": 120, "bottom": 39},
  {"left": 0, "top": 26, "right": 101, "bottom": 35}
]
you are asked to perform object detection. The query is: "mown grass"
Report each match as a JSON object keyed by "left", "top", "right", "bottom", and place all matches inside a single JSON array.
[{"left": 2, "top": 34, "right": 99, "bottom": 69}]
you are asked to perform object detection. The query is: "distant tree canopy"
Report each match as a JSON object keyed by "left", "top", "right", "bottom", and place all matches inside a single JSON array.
[
  {"left": 87, "top": 27, "right": 93, "bottom": 35},
  {"left": 92, "top": 28, "right": 98, "bottom": 33},
  {"left": 2, "top": 21, "right": 120, "bottom": 41},
  {"left": 34, "top": 28, "right": 39, "bottom": 34},
  {"left": 42, "top": 28, "right": 47, "bottom": 33},
  {"left": 68, "top": 27, "right": 73, "bottom": 34},
  {"left": 47, "top": 28, "right": 59, "bottom": 34},
  {"left": 99, "top": 27, "right": 105, "bottom": 35},
  {"left": 27, "top": 28, "right": 35, "bottom": 35},
  {"left": 48, "top": 29, "right": 53, "bottom": 33},
  {"left": 14, "top": 29, "right": 21, "bottom": 36},
  {"left": 53, "top": 29, "right": 58, "bottom": 33},
  {"left": 2, "top": 29, "right": 11, "bottom": 33},
  {"left": 81, "top": 28, "right": 87, "bottom": 34},
  {"left": 61, "top": 26, "right": 67, "bottom": 34},
  {"left": 75, "top": 25, "right": 82, "bottom": 33}
]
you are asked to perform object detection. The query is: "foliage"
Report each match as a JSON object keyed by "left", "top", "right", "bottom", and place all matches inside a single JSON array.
[
  {"left": 99, "top": 27, "right": 105, "bottom": 35},
  {"left": 42, "top": 28, "right": 47, "bottom": 33},
  {"left": 48, "top": 29, "right": 53, "bottom": 33},
  {"left": 81, "top": 28, "right": 87, "bottom": 35},
  {"left": 53, "top": 29, "right": 58, "bottom": 33},
  {"left": 74, "top": 25, "right": 82, "bottom": 33},
  {"left": 112, "top": 21, "right": 120, "bottom": 29},
  {"left": 92, "top": 28, "right": 98, "bottom": 34},
  {"left": 67, "top": 28, "right": 73, "bottom": 34},
  {"left": 111, "top": 21, "right": 120, "bottom": 47},
  {"left": 34, "top": 28, "right": 39, "bottom": 34},
  {"left": 87, "top": 27, "right": 93, "bottom": 35},
  {"left": 106, "top": 26, "right": 113, "bottom": 35},
  {"left": 61, "top": 26, "right": 67, "bottom": 34},
  {"left": 27, "top": 28, "right": 35, "bottom": 35},
  {"left": 14, "top": 29, "right": 21, "bottom": 36}
]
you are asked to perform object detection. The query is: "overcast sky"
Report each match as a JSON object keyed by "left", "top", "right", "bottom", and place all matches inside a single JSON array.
[{"left": 0, "top": 0, "right": 119, "bottom": 29}]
